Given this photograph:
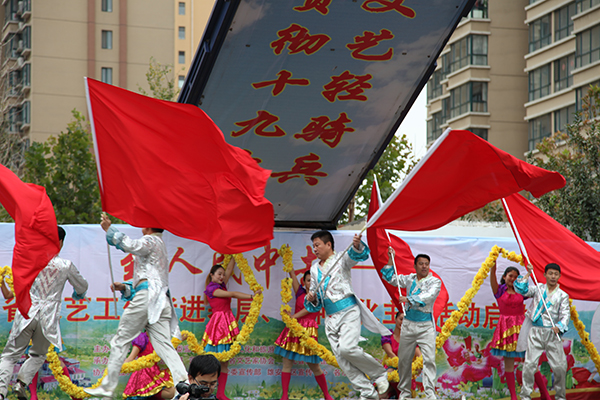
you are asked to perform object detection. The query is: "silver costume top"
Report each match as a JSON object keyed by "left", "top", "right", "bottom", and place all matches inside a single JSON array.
[
  {"left": 107, "top": 227, "right": 171, "bottom": 326},
  {"left": 305, "top": 242, "right": 390, "bottom": 335},
  {"left": 381, "top": 268, "right": 441, "bottom": 325},
  {"left": 8, "top": 255, "right": 88, "bottom": 350},
  {"left": 515, "top": 277, "right": 570, "bottom": 332}
]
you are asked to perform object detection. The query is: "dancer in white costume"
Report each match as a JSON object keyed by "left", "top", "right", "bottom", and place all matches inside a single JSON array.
[
  {"left": 0, "top": 227, "right": 88, "bottom": 400},
  {"left": 515, "top": 263, "right": 570, "bottom": 400},
  {"left": 381, "top": 248, "right": 441, "bottom": 399},
  {"left": 305, "top": 230, "right": 390, "bottom": 400},
  {"left": 85, "top": 214, "right": 187, "bottom": 399}
]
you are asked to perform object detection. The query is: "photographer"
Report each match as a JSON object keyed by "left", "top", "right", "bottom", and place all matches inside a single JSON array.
[{"left": 177, "top": 355, "right": 221, "bottom": 400}]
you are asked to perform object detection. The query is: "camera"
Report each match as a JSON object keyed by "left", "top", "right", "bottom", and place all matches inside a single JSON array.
[{"left": 176, "top": 381, "right": 215, "bottom": 400}]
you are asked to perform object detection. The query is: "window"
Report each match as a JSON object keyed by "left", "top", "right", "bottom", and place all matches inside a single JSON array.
[
  {"left": 468, "top": 0, "right": 488, "bottom": 19},
  {"left": 178, "top": 75, "right": 185, "bottom": 89},
  {"left": 450, "top": 82, "right": 487, "bottom": 118},
  {"left": 555, "top": 2, "right": 576, "bottom": 42},
  {"left": 554, "top": 105, "right": 576, "bottom": 134},
  {"left": 179, "top": 27, "right": 185, "bottom": 40},
  {"left": 179, "top": 2, "right": 186, "bottom": 15},
  {"left": 469, "top": 128, "right": 488, "bottom": 141},
  {"left": 528, "top": 114, "right": 552, "bottom": 151},
  {"left": 7, "top": 107, "right": 19, "bottom": 133},
  {"left": 576, "top": 0, "right": 600, "bottom": 13},
  {"left": 576, "top": 80, "right": 600, "bottom": 109},
  {"left": 22, "top": 25, "right": 31, "bottom": 51},
  {"left": 101, "top": 0, "right": 113, "bottom": 12},
  {"left": 427, "top": 70, "right": 443, "bottom": 101},
  {"left": 22, "top": 63, "right": 30, "bottom": 87},
  {"left": 529, "top": 15, "right": 551, "bottom": 53},
  {"left": 4, "top": 0, "right": 18, "bottom": 24},
  {"left": 575, "top": 24, "right": 600, "bottom": 68},
  {"left": 427, "top": 112, "right": 445, "bottom": 143},
  {"left": 101, "top": 67, "right": 113, "bottom": 84},
  {"left": 4, "top": 35, "right": 18, "bottom": 60},
  {"left": 554, "top": 54, "right": 574, "bottom": 91},
  {"left": 178, "top": 51, "right": 185, "bottom": 64},
  {"left": 21, "top": 101, "right": 30, "bottom": 124},
  {"left": 101, "top": 30, "right": 113, "bottom": 49},
  {"left": 528, "top": 64, "right": 551, "bottom": 101},
  {"left": 447, "top": 35, "right": 488, "bottom": 73}
]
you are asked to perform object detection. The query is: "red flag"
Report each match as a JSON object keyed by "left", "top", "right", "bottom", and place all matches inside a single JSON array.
[
  {"left": 367, "top": 179, "right": 449, "bottom": 329},
  {"left": 502, "top": 193, "right": 600, "bottom": 302},
  {"left": 85, "top": 78, "right": 274, "bottom": 254},
  {"left": 0, "top": 164, "right": 59, "bottom": 318},
  {"left": 367, "top": 130, "right": 566, "bottom": 231}
]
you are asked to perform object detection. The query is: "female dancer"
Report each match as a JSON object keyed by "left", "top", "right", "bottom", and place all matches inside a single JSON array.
[
  {"left": 274, "top": 270, "right": 333, "bottom": 400},
  {"left": 490, "top": 259, "right": 549, "bottom": 400},
  {"left": 123, "top": 332, "right": 175, "bottom": 400},
  {"left": 201, "top": 257, "right": 260, "bottom": 400}
]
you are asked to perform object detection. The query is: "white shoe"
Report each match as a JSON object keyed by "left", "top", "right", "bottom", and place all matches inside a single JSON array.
[
  {"left": 13, "top": 380, "right": 28, "bottom": 400},
  {"left": 83, "top": 387, "right": 113, "bottom": 398},
  {"left": 374, "top": 372, "right": 390, "bottom": 395}
]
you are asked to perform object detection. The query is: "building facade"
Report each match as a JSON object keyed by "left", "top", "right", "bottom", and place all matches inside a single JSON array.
[
  {"left": 0, "top": 0, "right": 175, "bottom": 150},
  {"left": 427, "top": 0, "right": 600, "bottom": 159}
]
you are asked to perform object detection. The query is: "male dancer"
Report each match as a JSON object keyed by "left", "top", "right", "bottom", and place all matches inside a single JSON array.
[
  {"left": 515, "top": 263, "right": 570, "bottom": 400},
  {"left": 381, "top": 248, "right": 441, "bottom": 399},
  {"left": 305, "top": 230, "right": 390, "bottom": 400},
  {"left": 0, "top": 227, "right": 88, "bottom": 400},
  {"left": 85, "top": 215, "right": 187, "bottom": 399}
]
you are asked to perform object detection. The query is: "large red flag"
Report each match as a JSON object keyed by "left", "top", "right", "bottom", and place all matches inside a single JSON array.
[
  {"left": 367, "top": 129, "right": 566, "bottom": 231},
  {"left": 502, "top": 193, "right": 600, "bottom": 302},
  {"left": 0, "top": 164, "right": 59, "bottom": 318},
  {"left": 85, "top": 78, "right": 274, "bottom": 254},
  {"left": 367, "top": 180, "right": 449, "bottom": 330}
]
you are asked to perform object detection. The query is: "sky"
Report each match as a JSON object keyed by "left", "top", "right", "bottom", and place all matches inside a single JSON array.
[{"left": 396, "top": 87, "right": 427, "bottom": 159}]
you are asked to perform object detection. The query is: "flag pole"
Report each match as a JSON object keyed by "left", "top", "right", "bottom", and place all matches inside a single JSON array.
[
  {"left": 102, "top": 212, "right": 119, "bottom": 317},
  {"left": 502, "top": 198, "right": 561, "bottom": 341}
]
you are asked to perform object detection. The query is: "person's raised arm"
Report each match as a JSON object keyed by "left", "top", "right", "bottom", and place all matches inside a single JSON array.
[
  {"left": 490, "top": 259, "right": 499, "bottom": 296},
  {"left": 124, "top": 344, "right": 141, "bottom": 363},
  {"left": 213, "top": 288, "right": 262, "bottom": 300},
  {"left": 382, "top": 342, "right": 396, "bottom": 359},
  {"left": 223, "top": 256, "right": 236, "bottom": 285},
  {"left": 1, "top": 281, "right": 13, "bottom": 299},
  {"left": 290, "top": 270, "right": 300, "bottom": 294}
]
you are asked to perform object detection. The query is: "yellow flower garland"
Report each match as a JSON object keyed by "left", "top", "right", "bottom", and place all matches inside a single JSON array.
[
  {"left": 0, "top": 265, "right": 15, "bottom": 296},
  {"left": 570, "top": 299, "right": 600, "bottom": 373},
  {"left": 277, "top": 244, "right": 340, "bottom": 368}
]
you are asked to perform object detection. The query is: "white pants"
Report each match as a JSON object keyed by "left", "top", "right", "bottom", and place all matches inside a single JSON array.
[
  {"left": 97, "top": 289, "right": 188, "bottom": 395},
  {"left": 520, "top": 326, "right": 567, "bottom": 400},
  {"left": 397, "top": 319, "right": 437, "bottom": 399},
  {"left": 0, "top": 316, "right": 51, "bottom": 397},
  {"left": 325, "top": 305, "right": 387, "bottom": 399}
]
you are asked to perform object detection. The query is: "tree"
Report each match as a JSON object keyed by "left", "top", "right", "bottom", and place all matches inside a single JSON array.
[
  {"left": 137, "top": 57, "right": 179, "bottom": 101},
  {"left": 340, "top": 133, "right": 417, "bottom": 225},
  {"left": 527, "top": 85, "right": 600, "bottom": 241},
  {"left": 22, "top": 110, "right": 102, "bottom": 224}
]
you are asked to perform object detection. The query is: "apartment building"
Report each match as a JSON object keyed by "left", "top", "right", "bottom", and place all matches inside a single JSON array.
[
  {"left": 427, "top": 0, "right": 600, "bottom": 159},
  {"left": 0, "top": 0, "right": 174, "bottom": 146}
]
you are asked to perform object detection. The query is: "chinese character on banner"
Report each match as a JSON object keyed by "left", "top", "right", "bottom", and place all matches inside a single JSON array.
[
  {"left": 252, "top": 70, "right": 310, "bottom": 96},
  {"left": 483, "top": 303, "right": 501, "bottom": 329},
  {"left": 121, "top": 254, "right": 134, "bottom": 281},
  {"left": 244, "top": 149, "right": 263, "bottom": 164},
  {"left": 300, "top": 246, "right": 316, "bottom": 276},
  {"left": 382, "top": 302, "right": 399, "bottom": 324},
  {"left": 322, "top": 71, "right": 373, "bottom": 102},
  {"left": 294, "top": 113, "right": 354, "bottom": 149},
  {"left": 361, "top": 0, "right": 416, "bottom": 18},
  {"left": 169, "top": 247, "right": 203, "bottom": 274},
  {"left": 437, "top": 302, "right": 455, "bottom": 327},
  {"left": 65, "top": 298, "right": 90, "bottom": 322},
  {"left": 346, "top": 29, "right": 394, "bottom": 61},
  {"left": 293, "top": 0, "right": 331, "bottom": 15},
  {"left": 237, "top": 298, "right": 253, "bottom": 323},
  {"left": 271, "top": 24, "right": 331, "bottom": 55},
  {"left": 361, "top": 298, "right": 379, "bottom": 313},
  {"left": 271, "top": 153, "right": 327, "bottom": 186},
  {"left": 179, "top": 296, "right": 205, "bottom": 323},
  {"left": 458, "top": 302, "right": 480, "bottom": 328},
  {"left": 254, "top": 244, "right": 280, "bottom": 290},
  {"left": 93, "top": 298, "right": 120, "bottom": 320},
  {"left": 2, "top": 298, "right": 17, "bottom": 322},
  {"left": 232, "top": 111, "right": 286, "bottom": 138}
]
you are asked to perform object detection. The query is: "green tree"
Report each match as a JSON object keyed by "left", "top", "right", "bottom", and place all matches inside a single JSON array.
[
  {"left": 137, "top": 57, "right": 179, "bottom": 101},
  {"left": 340, "top": 133, "right": 417, "bottom": 225},
  {"left": 22, "top": 110, "right": 101, "bottom": 224},
  {"left": 527, "top": 85, "right": 600, "bottom": 241}
]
